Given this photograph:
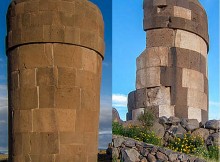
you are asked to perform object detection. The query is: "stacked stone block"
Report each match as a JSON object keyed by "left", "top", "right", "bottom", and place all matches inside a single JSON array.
[
  {"left": 127, "top": 0, "right": 209, "bottom": 123},
  {"left": 6, "top": 0, "right": 104, "bottom": 162}
]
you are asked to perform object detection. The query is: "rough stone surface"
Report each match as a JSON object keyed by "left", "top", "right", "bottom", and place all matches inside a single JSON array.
[
  {"left": 7, "top": 1, "right": 104, "bottom": 162},
  {"left": 205, "top": 120, "right": 220, "bottom": 130}
]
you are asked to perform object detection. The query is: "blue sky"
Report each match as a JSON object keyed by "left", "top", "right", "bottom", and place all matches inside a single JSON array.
[
  {"left": 113, "top": 0, "right": 220, "bottom": 121},
  {"left": 0, "top": 0, "right": 112, "bottom": 152}
]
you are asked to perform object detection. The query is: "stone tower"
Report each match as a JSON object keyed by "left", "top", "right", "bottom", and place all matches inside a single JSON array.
[
  {"left": 6, "top": 0, "right": 104, "bottom": 161},
  {"left": 127, "top": 0, "right": 209, "bottom": 123}
]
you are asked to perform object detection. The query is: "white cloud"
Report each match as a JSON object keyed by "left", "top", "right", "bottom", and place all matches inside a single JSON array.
[
  {"left": 209, "top": 101, "right": 220, "bottom": 107},
  {"left": 99, "top": 130, "right": 112, "bottom": 135},
  {"left": 112, "top": 94, "right": 127, "bottom": 107}
]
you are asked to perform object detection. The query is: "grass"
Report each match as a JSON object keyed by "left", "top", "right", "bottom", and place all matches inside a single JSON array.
[{"left": 0, "top": 155, "right": 8, "bottom": 162}]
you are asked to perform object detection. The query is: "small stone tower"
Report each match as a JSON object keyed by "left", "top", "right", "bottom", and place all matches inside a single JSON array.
[
  {"left": 127, "top": 0, "right": 209, "bottom": 123},
  {"left": 6, "top": 0, "right": 104, "bottom": 161}
]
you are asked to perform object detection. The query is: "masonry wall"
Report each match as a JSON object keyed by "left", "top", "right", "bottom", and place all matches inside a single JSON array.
[
  {"left": 127, "top": 0, "right": 209, "bottom": 123},
  {"left": 6, "top": 0, "right": 104, "bottom": 162}
]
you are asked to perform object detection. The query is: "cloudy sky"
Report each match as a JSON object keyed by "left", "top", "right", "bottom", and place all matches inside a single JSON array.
[
  {"left": 112, "top": 0, "right": 220, "bottom": 121},
  {"left": 0, "top": 0, "right": 112, "bottom": 152}
]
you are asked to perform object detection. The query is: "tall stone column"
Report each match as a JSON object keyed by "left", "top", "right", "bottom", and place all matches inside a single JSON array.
[
  {"left": 6, "top": 0, "right": 104, "bottom": 161},
  {"left": 127, "top": 0, "right": 209, "bottom": 123}
]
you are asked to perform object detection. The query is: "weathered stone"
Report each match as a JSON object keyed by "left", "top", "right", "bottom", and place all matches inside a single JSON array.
[
  {"left": 168, "top": 116, "right": 181, "bottom": 124},
  {"left": 147, "top": 153, "right": 156, "bottom": 162},
  {"left": 181, "top": 119, "right": 200, "bottom": 131},
  {"left": 124, "top": 148, "right": 141, "bottom": 162},
  {"left": 192, "top": 128, "right": 210, "bottom": 141},
  {"left": 156, "top": 152, "right": 168, "bottom": 161},
  {"left": 159, "top": 116, "right": 168, "bottom": 125},
  {"left": 168, "top": 153, "right": 178, "bottom": 161},
  {"left": 124, "top": 139, "right": 136, "bottom": 148},
  {"left": 206, "top": 132, "right": 220, "bottom": 146},
  {"left": 112, "top": 148, "right": 119, "bottom": 159},
  {"left": 168, "top": 124, "right": 187, "bottom": 138},
  {"left": 205, "top": 120, "right": 220, "bottom": 130},
  {"left": 150, "top": 122, "right": 165, "bottom": 138},
  {"left": 113, "top": 137, "right": 125, "bottom": 148}
]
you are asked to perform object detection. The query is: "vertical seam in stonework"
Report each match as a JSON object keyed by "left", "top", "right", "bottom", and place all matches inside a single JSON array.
[
  {"left": 52, "top": 44, "right": 54, "bottom": 67},
  {"left": 18, "top": 70, "right": 20, "bottom": 89},
  {"left": 35, "top": 68, "right": 37, "bottom": 86},
  {"left": 37, "top": 86, "right": 39, "bottom": 109}
]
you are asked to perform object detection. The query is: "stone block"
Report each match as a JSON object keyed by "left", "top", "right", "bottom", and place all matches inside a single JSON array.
[
  {"left": 60, "top": 132, "right": 84, "bottom": 145},
  {"left": 13, "top": 156, "right": 25, "bottom": 162},
  {"left": 55, "top": 155, "right": 87, "bottom": 162},
  {"left": 188, "top": 107, "right": 202, "bottom": 122},
  {"left": 182, "top": 68, "right": 204, "bottom": 92},
  {"left": 81, "top": 89, "right": 99, "bottom": 111},
  {"left": 37, "top": 67, "right": 57, "bottom": 86},
  {"left": 204, "top": 76, "right": 208, "bottom": 95},
  {"left": 81, "top": 48, "right": 98, "bottom": 73},
  {"left": 176, "top": 0, "right": 190, "bottom": 8},
  {"left": 30, "top": 132, "right": 59, "bottom": 154},
  {"left": 136, "top": 67, "right": 161, "bottom": 89},
  {"left": 132, "top": 108, "right": 145, "bottom": 121},
  {"left": 40, "top": 11, "right": 53, "bottom": 25},
  {"left": 175, "top": 29, "right": 207, "bottom": 57},
  {"left": 187, "top": 89, "right": 207, "bottom": 110},
  {"left": 13, "top": 110, "right": 32, "bottom": 132},
  {"left": 19, "top": 87, "right": 38, "bottom": 110},
  {"left": 153, "top": 0, "right": 167, "bottom": 6},
  {"left": 20, "top": 69, "right": 36, "bottom": 87},
  {"left": 158, "top": 105, "right": 174, "bottom": 117},
  {"left": 15, "top": 3, "right": 25, "bottom": 15},
  {"left": 189, "top": 50, "right": 201, "bottom": 72},
  {"left": 76, "top": 70, "right": 99, "bottom": 91},
  {"left": 58, "top": 67, "right": 76, "bottom": 87},
  {"left": 8, "top": 48, "right": 19, "bottom": 71},
  {"left": 146, "top": 87, "right": 171, "bottom": 106},
  {"left": 13, "top": 133, "right": 31, "bottom": 155},
  {"left": 168, "top": 47, "right": 190, "bottom": 69},
  {"left": 60, "top": 12, "right": 74, "bottom": 26},
  {"left": 53, "top": 44, "right": 82, "bottom": 68},
  {"left": 10, "top": 71, "right": 19, "bottom": 90},
  {"left": 13, "top": 133, "right": 22, "bottom": 155},
  {"left": 39, "top": 86, "right": 55, "bottom": 108},
  {"left": 24, "top": 1, "right": 39, "bottom": 13},
  {"left": 137, "top": 47, "right": 169, "bottom": 70},
  {"left": 33, "top": 109, "right": 57, "bottom": 132},
  {"left": 84, "top": 132, "right": 98, "bottom": 153},
  {"left": 128, "top": 91, "right": 136, "bottom": 111},
  {"left": 147, "top": 29, "right": 175, "bottom": 47},
  {"left": 64, "top": 27, "right": 80, "bottom": 44},
  {"left": 60, "top": 144, "right": 86, "bottom": 155},
  {"left": 21, "top": 26, "right": 44, "bottom": 43},
  {"left": 60, "top": 1, "right": 74, "bottom": 13},
  {"left": 80, "top": 30, "right": 98, "bottom": 51},
  {"left": 19, "top": 44, "right": 53, "bottom": 69},
  {"left": 26, "top": 155, "right": 55, "bottom": 162},
  {"left": 55, "top": 87, "right": 80, "bottom": 109},
  {"left": 174, "top": 105, "right": 188, "bottom": 118},
  {"left": 173, "top": 6, "right": 191, "bottom": 20},
  {"left": 201, "top": 109, "right": 208, "bottom": 123},
  {"left": 144, "top": 16, "right": 170, "bottom": 29},
  {"left": 200, "top": 55, "right": 207, "bottom": 75},
  {"left": 136, "top": 88, "right": 147, "bottom": 108},
  {"left": 43, "top": 25, "right": 65, "bottom": 42},
  {"left": 56, "top": 109, "right": 76, "bottom": 132}
]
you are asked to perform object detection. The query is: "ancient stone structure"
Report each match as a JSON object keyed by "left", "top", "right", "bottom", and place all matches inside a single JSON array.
[
  {"left": 127, "top": 0, "right": 209, "bottom": 123},
  {"left": 6, "top": 0, "right": 104, "bottom": 161}
]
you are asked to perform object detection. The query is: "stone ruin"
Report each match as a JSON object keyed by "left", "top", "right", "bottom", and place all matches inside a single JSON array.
[
  {"left": 127, "top": 0, "right": 209, "bottom": 123},
  {"left": 6, "top": 0, "right": 104, "bottom": 161}
]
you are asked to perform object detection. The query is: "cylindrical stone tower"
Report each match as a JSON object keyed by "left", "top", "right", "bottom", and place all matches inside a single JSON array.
[
  {"left": 6, "top": 0, "right": 104, "bottom": 161},
  {"left": 127, "top": 0, "right": 209, "bottom": 123}
]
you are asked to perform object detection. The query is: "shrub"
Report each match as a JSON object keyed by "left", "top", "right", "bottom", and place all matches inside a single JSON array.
[
  {"left": 112, "top": 122, "right": 124, "bottom": 135},
  {"left": 137, "top": 110, "right": 155, "bottom": 129},
  {"left": 167, "top": 133, "right": 204, "bottom": 154}
]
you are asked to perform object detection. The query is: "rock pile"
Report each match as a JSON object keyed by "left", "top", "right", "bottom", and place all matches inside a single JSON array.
[{"left": 112, "top": 135, "right": 206, "bottom": 162}]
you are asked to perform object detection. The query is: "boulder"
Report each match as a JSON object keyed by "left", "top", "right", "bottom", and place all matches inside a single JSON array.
[
  {"left": 168, "top": 124, "right": 187, "bottom": 138},
  {"left": 124, "top": 148, "right": 140, "bottom": 162},
  {"left": 168, "top": 153, "right": 178, "bottom": 161},
  {"left": 159, "top": 116, "right": 168, "bottom": 125},
  {"left": 150, "top": 122, "right": 165, "bottom": 138},
  {"left": 113, "top": 137, "right": 125, "bottom": 147},
  {"left": 112, "top": 148, "right": 119, "bottom": 159},
  {"left": 156, "top": 152, "right": 168, "bottom": 161},
  {"left": 147, "top": 153, "right": 157, "bottom": 162},
  {"left": 181, "top": 119, "right": 200, "bottom": 131},
  {"left": 206, "top": 132, "right": 220, "bottom": 146},
  {"left": 168, "top": 116, "right": 181, "bottom": 124},
  {"left": 205, "top": 120, "right": 220, "bottom": 130},
  {"left": 192, "top": 128, "right": 209, "bottom": 140},
  {"left": 124, "top": 139, "right": 136, "bottom": 148}
]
